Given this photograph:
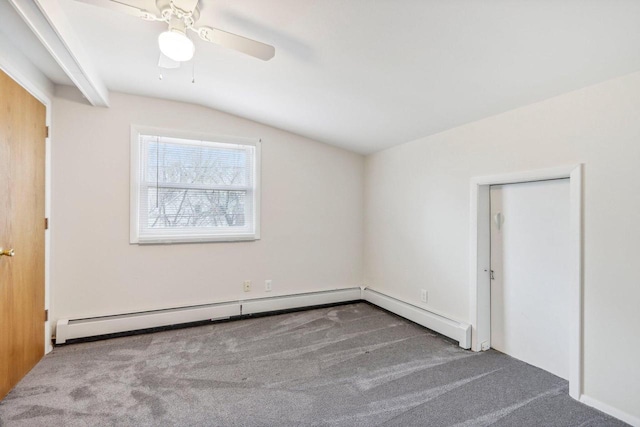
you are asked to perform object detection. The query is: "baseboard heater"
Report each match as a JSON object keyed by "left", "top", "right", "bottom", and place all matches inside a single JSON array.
[
  {"left": 55, "top": 287, "right": 363, "bottom": 345},
  {"left": 242, "top": 287, "right": 362, "bottom": 315},
  {"left": 55, "top": 287, "right": 470, "bottom": 349},
  {"left": 55, "top": 301, "right": 241, "bottom": 344},
  {"left": 362, "top": 288, "right": 471, "bottom": 349}
]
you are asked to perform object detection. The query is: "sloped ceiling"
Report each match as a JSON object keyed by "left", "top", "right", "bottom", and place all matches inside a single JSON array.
[{"left": 18, "top": 1, "right": 640, "bottom": 153}]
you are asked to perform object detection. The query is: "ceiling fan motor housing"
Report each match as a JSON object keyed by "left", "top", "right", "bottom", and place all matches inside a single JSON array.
[
  {"left": 157, "top": 0, "right": 200, "bottom": 28},
  {"left": 167, "top": 15, "right": 188, "bottom": 34}
]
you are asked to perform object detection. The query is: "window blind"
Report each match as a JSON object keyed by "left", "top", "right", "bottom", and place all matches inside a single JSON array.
[{"left": 135, "top": 134, "right": 258, "bottom": 243}]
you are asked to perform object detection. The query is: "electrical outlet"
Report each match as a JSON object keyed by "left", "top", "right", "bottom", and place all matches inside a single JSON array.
[
  {"left": 420, "top": 289, "right": 428, "bottom": 303},
  {"left": 265, "top": 280, "right": 272, "bottom": 292},
  {"left": 243, "top": 280, "right": 251, "bottom": 292}
]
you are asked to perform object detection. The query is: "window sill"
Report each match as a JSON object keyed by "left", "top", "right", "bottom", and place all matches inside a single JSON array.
[{"left": 132, "top": 234, "right": 259, "bottom": 245}]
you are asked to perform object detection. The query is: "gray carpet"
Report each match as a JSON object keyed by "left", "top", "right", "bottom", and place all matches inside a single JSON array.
[{"left": 0, "top": 302, "right": 626, "bottom": 426}]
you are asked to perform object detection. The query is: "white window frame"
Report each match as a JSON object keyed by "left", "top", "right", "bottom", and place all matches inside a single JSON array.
[{"left": 130, "top": 125, "right": 261, "bottom": 244}]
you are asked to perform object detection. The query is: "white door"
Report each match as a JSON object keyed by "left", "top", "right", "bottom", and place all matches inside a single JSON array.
[{"left": 490, "top": 179, "right": 571, "bottom": 380}]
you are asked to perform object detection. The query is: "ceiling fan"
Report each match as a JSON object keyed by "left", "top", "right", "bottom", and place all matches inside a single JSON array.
[{"left": 75, "top": 0, "right": 275, "bottom": 66}]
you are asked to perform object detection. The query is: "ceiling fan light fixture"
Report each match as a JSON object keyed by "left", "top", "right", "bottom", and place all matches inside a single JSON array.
[{"left": 158, "top": 28, "right": 194, "bottom": 62}]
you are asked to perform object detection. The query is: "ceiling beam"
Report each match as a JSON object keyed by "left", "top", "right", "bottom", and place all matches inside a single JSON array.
[
  {"left": 8, "top": 0, "right": 109, "bottom": 107},
  {"left": 0, "top": 32, "right": 55, "bottom": 105}
]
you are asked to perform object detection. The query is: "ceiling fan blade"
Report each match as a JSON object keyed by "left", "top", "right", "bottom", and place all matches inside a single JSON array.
[
  {"left": 158, "top": 53, "right": 181, "bottom": 69},
  {"left": 195, "top": 26, "right": 275, "bottom": 61},
  {"left": 73, "top": 0, "right": 159, "bottom": 20}
]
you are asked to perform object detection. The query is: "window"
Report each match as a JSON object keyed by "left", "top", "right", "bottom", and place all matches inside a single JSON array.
[{"left": 130, "top": 127, "right": 260, "bottom": 244}]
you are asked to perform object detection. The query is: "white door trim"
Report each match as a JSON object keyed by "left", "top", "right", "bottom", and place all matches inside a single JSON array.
[{"left": 469, "top": 164, "right": 583, "bottom": 399}]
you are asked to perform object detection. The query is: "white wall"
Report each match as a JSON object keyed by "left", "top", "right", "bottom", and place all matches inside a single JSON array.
[
  {"left": 51, "top": 87, "right": 364, "bottom": 322},
  {"left": 364, "top": 71, "right": 640, "bottom": 420}
]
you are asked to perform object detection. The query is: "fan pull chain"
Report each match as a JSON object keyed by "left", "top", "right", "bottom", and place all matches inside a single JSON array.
[
  {"left": 156, "top": 136, "right": 160, "bottom": 208},
  {"left": 190, "top": 32, "right": 196, "bottom": 84}
]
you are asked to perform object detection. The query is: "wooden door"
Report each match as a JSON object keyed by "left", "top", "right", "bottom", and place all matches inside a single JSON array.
[{"left": 0, "top": 69, "right": 46, "bottom": 400}]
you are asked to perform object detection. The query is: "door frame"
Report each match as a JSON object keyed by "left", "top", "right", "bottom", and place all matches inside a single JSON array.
[
  {"left": 469, "top": 164, "right": 583, "bottom": 399},
  {"left": 0, "top": 62, "right": 53, "bottom": 354}
]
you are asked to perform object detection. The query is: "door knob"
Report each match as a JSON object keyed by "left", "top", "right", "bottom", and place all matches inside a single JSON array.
[{"left": 0, "top": 248, "right": 15, "bottom": 257}]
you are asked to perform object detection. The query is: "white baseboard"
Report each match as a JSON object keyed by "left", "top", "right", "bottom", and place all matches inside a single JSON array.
[
  {"left": 363, "top": 288, "right": 471, "bottom": 349},
  {"left": 55, "top": 288, "right": 362, "bottom": 344},
  {"left": 241, "top": 288, "right": 362, "bottom": 315},
  {"left": 55, "top": 302, "right": 240, "bottom": 344},
  {"left": 54, "top": 287, "right": 472, "bottom": 350},
  {"left": 580, "top": 394, "right": 640, "bottom": 426}
]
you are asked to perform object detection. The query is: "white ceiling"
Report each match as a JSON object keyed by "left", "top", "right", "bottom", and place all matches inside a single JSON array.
[{"left": 14, "top": 1, "right": 640, "bottom": 153}]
